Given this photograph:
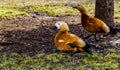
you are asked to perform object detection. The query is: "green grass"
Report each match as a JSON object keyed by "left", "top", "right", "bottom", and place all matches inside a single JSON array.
[
  {"left": 28, "top": 5, "right": 79, "bottom": 16},
  {"left": 0, "top": 0, "right": 120, "bottom": 19},
  {"left": 114, "top": 3, "right": 120, "bottom": 19},
  {"left": 0, "top": 49, "right": 120, "bottom": 70},
  {"left": 0, "top": 7, "right": 28, "bottom": 20},
  {"left": 27, "top": 3, "right": 95, "bottom": 16}
]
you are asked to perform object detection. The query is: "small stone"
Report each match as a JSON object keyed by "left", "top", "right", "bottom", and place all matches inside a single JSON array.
[{"left": 110, "top": 39, "right": 120, "bottom": 49}]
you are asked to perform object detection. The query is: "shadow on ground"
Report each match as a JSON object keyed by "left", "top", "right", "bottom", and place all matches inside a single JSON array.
[{"left": 0, "top": 13, "right": 119, "bottom": 56}]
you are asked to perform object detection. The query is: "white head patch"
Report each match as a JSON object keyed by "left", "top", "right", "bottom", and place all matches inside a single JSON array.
[{"left": 55, "top": 21, "right": 64, "bottom": 29}]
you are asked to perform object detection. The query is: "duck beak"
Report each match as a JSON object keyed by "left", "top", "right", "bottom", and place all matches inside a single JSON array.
[
  {"left": 71, "top": 4, "right": 77, "bottom": 9},
  {"left": 53, "top": 26, "right": 57, "bottom": 29},
  {"left": 72, "top": 6, "right": 77, "bottom": 9}
]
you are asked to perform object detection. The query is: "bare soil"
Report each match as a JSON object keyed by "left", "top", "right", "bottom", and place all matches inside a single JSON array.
[{"left": 0, "top": 11, "right": 120, "bottom": 56}]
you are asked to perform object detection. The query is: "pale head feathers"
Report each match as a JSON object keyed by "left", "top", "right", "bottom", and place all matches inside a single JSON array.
[
  {"left": 55, "top": 21, "right": 64, "bottom": 29},
  {"left": 55, "top": 21, "right": 69, "bottom": 31}
]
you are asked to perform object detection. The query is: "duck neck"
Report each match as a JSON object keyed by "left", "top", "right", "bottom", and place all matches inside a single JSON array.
[{"left": 81, "top": 14, "right": 89, "bottom": 24}]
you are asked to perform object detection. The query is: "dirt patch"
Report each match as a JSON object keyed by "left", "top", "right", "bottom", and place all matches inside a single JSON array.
[{"left": 0, "top": 12, "right": 120, "bottom": 56}]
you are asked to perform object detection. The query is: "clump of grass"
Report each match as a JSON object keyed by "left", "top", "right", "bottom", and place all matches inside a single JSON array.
[
  {"left": 0, "top": 48, "right": 120, "bottom": 70},
  {"left": 114, "top": 3, "right": 120, "bottom": 19},
  {"left": 0, "top": 7, "right": 28, "bottom": 20},
  {"left": 85, "top": 3, "right": 95, "bottom": 15}
]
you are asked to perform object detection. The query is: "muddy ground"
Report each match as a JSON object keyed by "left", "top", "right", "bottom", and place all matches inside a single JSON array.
[{"left": 0, "top": 11, "right": 120, "bottom": 56}]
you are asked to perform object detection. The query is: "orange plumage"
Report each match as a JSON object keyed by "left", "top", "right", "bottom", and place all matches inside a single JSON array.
[
  {"left": 72, "top": 5, "right": 112, "bottom": 41},
  {"left": 74, "top": 5, "right": 110, "bottom": 33},
  {"left": 54, "top": 21, "right": 92, "bottom": 54}
]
